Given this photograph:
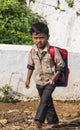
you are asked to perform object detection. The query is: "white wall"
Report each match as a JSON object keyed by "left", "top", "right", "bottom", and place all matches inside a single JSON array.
[
  {"left": 0, "top": 44, "right": 80, "bottom": 100},
  {"left": 29, "top": 0, "right": 80, "bottom": 49},
  {"left": 0, "top": 44, "right": 37, "bottom": 99}
]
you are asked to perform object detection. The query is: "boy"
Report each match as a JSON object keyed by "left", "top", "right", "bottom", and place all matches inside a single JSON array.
[{"left": 25, "top": 22, "right": 65, "bottom": 128}]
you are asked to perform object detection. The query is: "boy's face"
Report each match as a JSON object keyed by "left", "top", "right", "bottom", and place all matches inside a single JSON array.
[{"left": 32, "top": 32, "right": 49, "bottom": 49}]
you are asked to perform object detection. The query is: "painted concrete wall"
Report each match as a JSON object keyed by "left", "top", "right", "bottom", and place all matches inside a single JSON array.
[
  {"left": 0, "top": 44, "right": 80, "bottom": 100},
  {"left": 0, "top": 0, "right": 80, "bottom": 100},
  {"left": 0, "top": 44, "right": 37, "bottom": 99},
  {"left": 29, "top": 0, "right": 80, "bottom": 49}
]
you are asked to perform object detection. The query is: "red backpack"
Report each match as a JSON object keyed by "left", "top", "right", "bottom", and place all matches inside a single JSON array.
[{"left": 49, "top": 46, "right": 70, "bottom": 87}]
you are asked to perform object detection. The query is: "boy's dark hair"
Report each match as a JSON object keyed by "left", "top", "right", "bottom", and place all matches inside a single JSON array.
[{"left": 30, "top": 22, "right": 49, "bottom": 35}]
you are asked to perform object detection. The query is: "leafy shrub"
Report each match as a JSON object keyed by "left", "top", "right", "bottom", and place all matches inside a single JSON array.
[
  {"left": 0, "top": 0, "right": 46, "bottom": 45},
  {"left": 0, "top": 84, "right": 14, "bottom": 102},
  {"left": 65, "top": 0, "right": 74, "bottom": 7}
]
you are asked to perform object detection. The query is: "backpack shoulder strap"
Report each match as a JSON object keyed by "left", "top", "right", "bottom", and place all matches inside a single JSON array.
[
  {"left": 30, "top": 47, "right": 34, "bottom": 54},
  {"left": 49, "top": 46, "right": 55, "bottom": 64}
]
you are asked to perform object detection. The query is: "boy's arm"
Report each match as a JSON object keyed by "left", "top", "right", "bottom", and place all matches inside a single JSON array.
[
  {"left": 25, "top": 69, "right": 33, "bottom": 88},
  {"left": 25, "top": 49, "right": 34, "bottom": 88},
  {"left": 49, "top": 70, "right": 61, "bottom": 85}
]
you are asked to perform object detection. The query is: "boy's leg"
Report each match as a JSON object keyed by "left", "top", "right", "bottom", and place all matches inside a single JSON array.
[
  {"left": 34, "top": 83, "right": 57, "bottom": 123},
  {"left": 46, "top": 97, "right": 59, "bottom": 124},
  {"left": 33, "top": 85, "right": 44, "bottom": 128}
]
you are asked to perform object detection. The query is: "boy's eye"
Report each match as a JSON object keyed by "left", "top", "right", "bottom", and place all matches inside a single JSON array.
[{"left": 34, "top": 37, "right": 44, "bottom": 39}]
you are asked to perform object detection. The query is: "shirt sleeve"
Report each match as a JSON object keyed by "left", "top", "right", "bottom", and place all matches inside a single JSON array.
[
  {"left": 27, "top": 50, "right": 34, "bottom": 70},
  {"left": 54, "top": 47, "right": 65, "bottom": 71}
]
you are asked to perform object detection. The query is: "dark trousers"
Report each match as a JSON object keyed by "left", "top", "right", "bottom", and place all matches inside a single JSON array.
[{"left": 34, "top": 83, "right": 59, "bottom": 124}]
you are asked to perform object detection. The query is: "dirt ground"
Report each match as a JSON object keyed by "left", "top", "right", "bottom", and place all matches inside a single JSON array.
[{"left": 0, "top": 99, "right": 80, "bottom": 130}]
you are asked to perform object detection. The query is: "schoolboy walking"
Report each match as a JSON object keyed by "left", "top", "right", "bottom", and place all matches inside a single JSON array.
[{"left": 25, "top": 22, "right": 65, "bottom": 128}]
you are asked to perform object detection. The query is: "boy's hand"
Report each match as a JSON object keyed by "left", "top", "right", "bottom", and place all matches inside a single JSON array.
[
  {"left": 49, "top": 71, "right": 61, "bottom": 85},
  {"left": 25, "top": 79, "right": 30, "bottom": 89},
  {"left": 25, "top": 69, "right": 33, "bottom": 89},
  {"left": 49, "top": 76, "right": 55, "bottom": 85}
]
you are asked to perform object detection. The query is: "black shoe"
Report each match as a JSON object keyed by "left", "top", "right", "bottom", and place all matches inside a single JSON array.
[{"left": 33, "top": 121, "right": 42, "bottom": 128}]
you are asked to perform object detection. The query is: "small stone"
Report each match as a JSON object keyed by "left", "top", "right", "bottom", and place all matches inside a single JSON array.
[
  {"left": 8, "top": 109, "right": 20, "bottom": 113},
  {"left": 0, "top": 123, "right": 3, "bottom": 128},
  {"left": 11, "top": 125, "right": 24, "bottom": 130},
  {"left": 0, "top": 119, "right": 7, "bottom": 125}
]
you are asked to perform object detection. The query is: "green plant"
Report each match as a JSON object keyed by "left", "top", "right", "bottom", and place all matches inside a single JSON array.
[
  {"left": 0, "top": 84, "right": 14, "bottom": 102},
  {"left": 1, "top": 84, "right": 10, "bottom": 95},
  {"left": 65, "top": 0, "right": 74, "bottom": 7},
  {"left": 0, "top": 0, "right": 46, "bottom": 45}
]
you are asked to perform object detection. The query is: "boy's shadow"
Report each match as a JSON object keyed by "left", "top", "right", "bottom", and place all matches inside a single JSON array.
[{"left": 45, "top": 116, "right": 80, "bottom": 130}]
